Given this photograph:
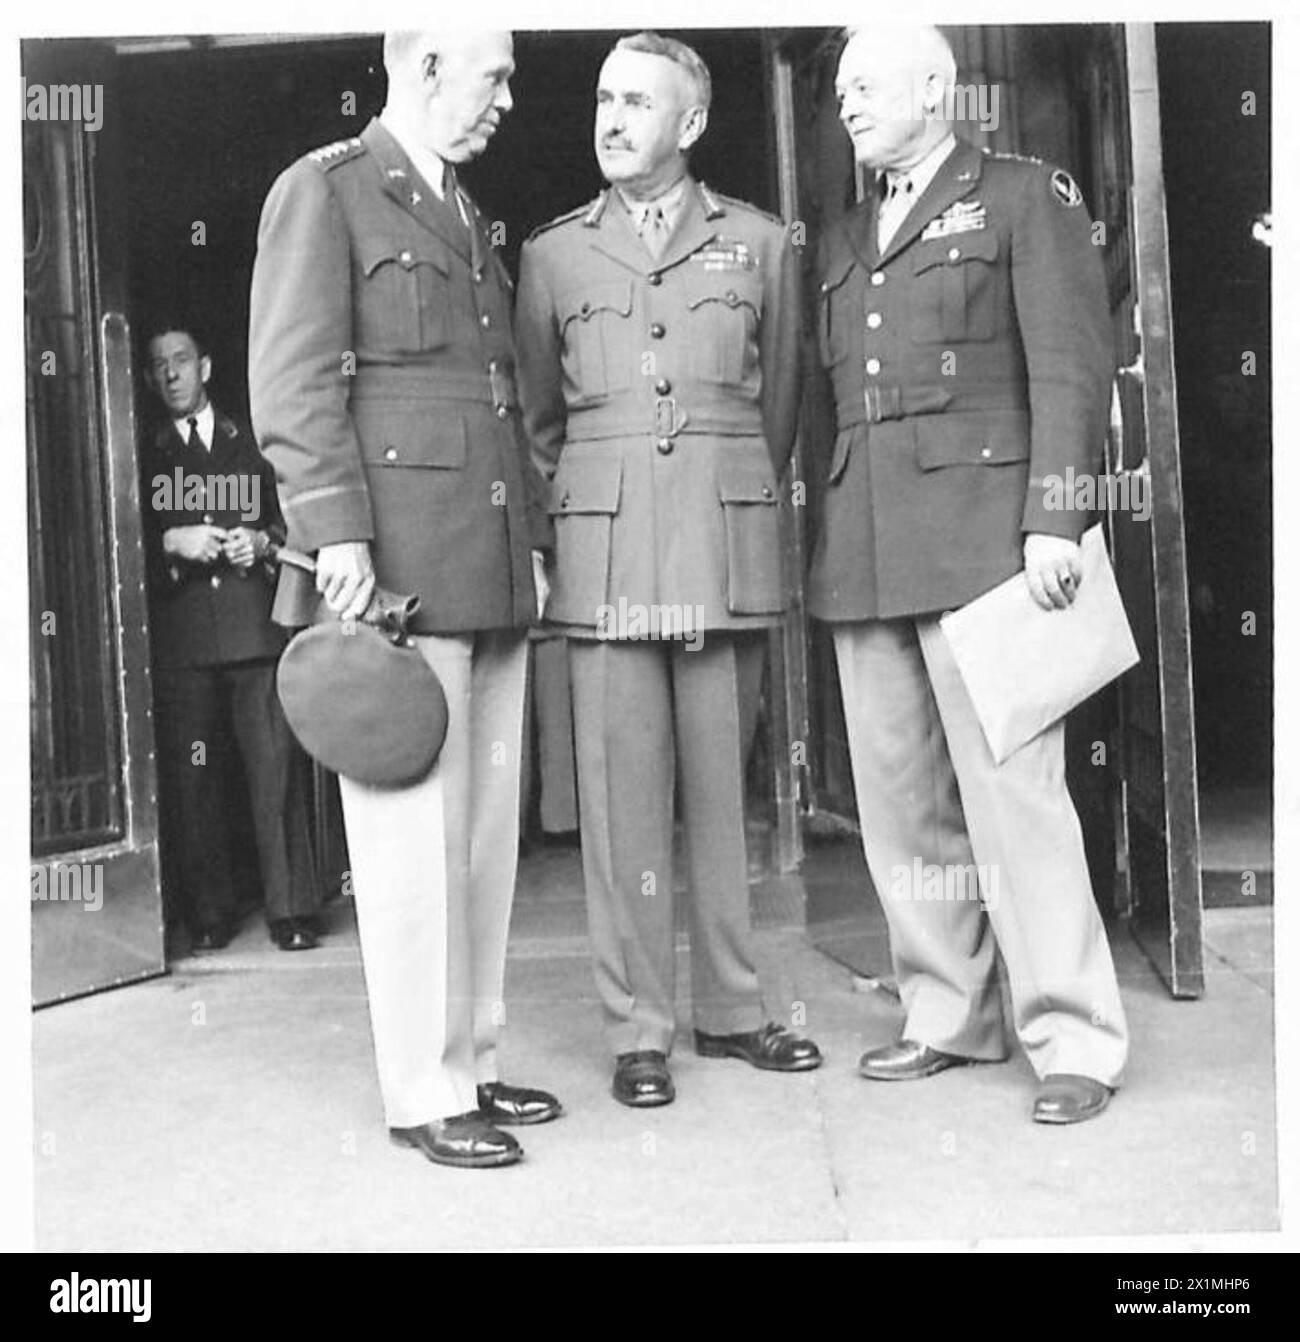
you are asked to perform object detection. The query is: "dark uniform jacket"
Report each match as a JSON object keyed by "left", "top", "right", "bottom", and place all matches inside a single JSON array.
[
  {"left": 248, "top": 118, "right": 547, "bottom": 636},
  {"left": 140, "top": 404, "right": 286, "bottom": 669},
  {"left": 516, "top": 179, "right": 801, "bottom": 635},
  {"left": 809, "top": 138, "right": 1114, "bottom": 622}
]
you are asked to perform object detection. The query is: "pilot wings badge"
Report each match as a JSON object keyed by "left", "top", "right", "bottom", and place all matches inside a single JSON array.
[{"left": 921, "top": 199, "right": 988, "bottom": 240}]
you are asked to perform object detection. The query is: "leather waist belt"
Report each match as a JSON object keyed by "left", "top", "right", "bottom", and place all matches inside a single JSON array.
[
  {"left": 836, "top": 384, "right": 1027, "bottom": 427},
  {"left": 350, "top": 363, "right": 519, "bottom": 413},
  {"left": 565, "top": 395, "right": 764, "bottom": 443}
]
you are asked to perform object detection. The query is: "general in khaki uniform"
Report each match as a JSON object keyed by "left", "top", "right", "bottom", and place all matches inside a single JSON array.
[
  {"left": 516, "top": 33, "right": 820, "bottom": 1106},
  {"left": 249, "top": 31, "right": 559, "bottom": 1167},
  {"left": 814, "top": 25, "right": 1129, "bottom": 1124}
]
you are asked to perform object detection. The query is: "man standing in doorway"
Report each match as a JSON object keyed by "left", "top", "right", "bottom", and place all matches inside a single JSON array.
[
  {"left": 812, "top": 23, "right": 1128, "bottom": 1123},
  {"left": 516, "top": 32, "right": 821, "bottom": 1108},
  {"left": 141, "top": 323, "right": 322, "bottom": 955},
  {"left": 250, "top": 30, "right": 560, "bottom": 1169}
]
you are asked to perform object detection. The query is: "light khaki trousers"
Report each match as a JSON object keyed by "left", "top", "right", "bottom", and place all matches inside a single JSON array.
[
  {"left": 338, "top": 629, "right": 528, "bottom": 1127},
  {"left": 833, "top": 617, "right": 1129, "bottom": 1086},
  {"left": 568, "top": 634, "right": 768, "bottom": 1056}
]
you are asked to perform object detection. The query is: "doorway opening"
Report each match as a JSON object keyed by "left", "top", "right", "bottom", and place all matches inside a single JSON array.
[
  {"left": 115, "top": 30, "right": 787, "bottom": 919},
  {"left": 1156, "top": 22, "right": 1272, "bottom": 906}
]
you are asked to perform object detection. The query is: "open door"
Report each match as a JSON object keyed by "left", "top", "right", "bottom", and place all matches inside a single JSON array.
[
  {"left": 1080, "top": 25, "right": 1204, "bottom": 997},
  {"left": 26, "top": 39, "right": 166, "bottom": 1003},
  {"left": 775, "top": 22, "right": 1203, "bottom": 996}
]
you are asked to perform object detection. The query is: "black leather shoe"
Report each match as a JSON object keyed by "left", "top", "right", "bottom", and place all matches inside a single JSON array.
[
  {"left": 1033, "top": 1073, "right": 1113, "bottom": 1125},
  {"left": 477, "top": 1081, "right": 563, "bottom": 1126},
  {"left": 858, "top": 1039, "right": 982, "bottom": 1081},
  {"left": 390, "top": 1112, "right": 522, "bottom": 1168},
  {"left": 190, "top": 923, "right": 233, "bottom": 952},
  {"left": 270, "top": 918, "right": 319, "bottom": 951},
  {"left": 695, "top": 1021, "right": 823, "bottom": 1072},
  {"left": 612, "top": 1051, "right": 674, "bottom": 1107}
]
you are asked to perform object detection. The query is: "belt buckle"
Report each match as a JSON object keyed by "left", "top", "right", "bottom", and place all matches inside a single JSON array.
[
  {"left": 863, "top": 386, "right": 901, "bottom": 423},
  {"left": 654, "top": 395, "right": 679, "bottom": 438}
]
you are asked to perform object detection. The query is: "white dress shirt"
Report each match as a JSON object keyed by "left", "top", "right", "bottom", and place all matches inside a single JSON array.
[
  {"left": 877, "top": 131, "right": 958, "bottom": 252},
  {"left": 173, "top": 400, "right": 215, "bottom": 451}
]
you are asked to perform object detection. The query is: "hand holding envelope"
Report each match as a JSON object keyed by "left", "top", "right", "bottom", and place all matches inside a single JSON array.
[{"left": 939, "top": 524, "right": 1140, "bottom": 764}]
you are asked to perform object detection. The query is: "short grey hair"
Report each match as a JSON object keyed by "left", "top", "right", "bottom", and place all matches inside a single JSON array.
[{"left": 614, "top": 31, "right": 712, "bottom": 112}]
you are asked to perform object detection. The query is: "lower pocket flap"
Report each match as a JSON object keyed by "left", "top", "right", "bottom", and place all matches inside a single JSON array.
[
  {"left": 915, "top": 413, "right": 1030, "bottom": 470},
  {"left": 362, "top": 414, "right": 467, "bottom": 468},
  {"left": 717, "top": 457, "right": 779, "bottom": 504},
  {"left": 550, "top": 456, "right": 623, "bottom": 515}
]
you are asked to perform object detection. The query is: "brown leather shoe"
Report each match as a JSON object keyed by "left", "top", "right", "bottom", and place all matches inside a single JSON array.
[
  {"left": 858, "top": 1039, "right": 982, "bottom": 1081},
  {"left": 389, "top": 1112, "right": 522, "bottom": 1168},
  {"left": 695, "top": 1022, "right": 822, "bottom": 1072},
  {"left": 1033, "top": 1073, "right": 1113, "bottom": 1125},
  {"left": 612, "top": 1051, "right": 675, "bottom": 1107},
  {"left": 477, "top": 1081, "right": 563, "bottom": 1126}
]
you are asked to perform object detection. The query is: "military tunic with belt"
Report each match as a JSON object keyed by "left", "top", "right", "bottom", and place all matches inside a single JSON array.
[
  {"left": 516, "top": 179, "right": 801, "bottom": 1054},
  {"left": 249, "top": 117, "right": 546, "bottom": 1126},
  {"left": 811, "top": 137, "right": 1129, "bottom": 1085}
]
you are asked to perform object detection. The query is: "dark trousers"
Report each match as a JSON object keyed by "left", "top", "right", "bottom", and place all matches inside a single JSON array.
[{"left": 154, "top": 658, "right": 319, "bottom": 933}]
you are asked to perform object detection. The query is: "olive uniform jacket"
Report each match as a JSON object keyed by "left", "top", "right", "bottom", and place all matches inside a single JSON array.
[
  {"left": 249, "top": 118, "right": 547, "bottom": 636},
  {"left": 809, "top": 138, "right": 1115, "bottom": 622},
  {"left": 515, "top": 179, "right": 801, "bottom": 636},
  {"left": 140, "top": 404, "right": 287, "bottom": 670}
]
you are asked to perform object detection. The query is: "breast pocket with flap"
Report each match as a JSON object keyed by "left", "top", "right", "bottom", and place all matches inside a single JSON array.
[
  {"left": 909, "top": 229, "right": 1001, "bottom": 344},
  {"left": 557, "top": 281, "right": 635, "bottom": 400},
  {"left": 357, "top": 236, "right": 453, "bottom": 354}
]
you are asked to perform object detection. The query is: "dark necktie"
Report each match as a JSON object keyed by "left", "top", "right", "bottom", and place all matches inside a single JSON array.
[
  {"left": 186, "top": 416, "right": 203, "bottom": 451},
  {"left": 443, "top": 164, "right": 471, "bottom": 234}
]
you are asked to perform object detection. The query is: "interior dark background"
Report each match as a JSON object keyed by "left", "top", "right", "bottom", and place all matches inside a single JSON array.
[
  {"left": 121, "top": 30, "right": 773, "bottom": 424},
  {"left": 118, "top": 24, "right": 1272, "bottom": 796}
]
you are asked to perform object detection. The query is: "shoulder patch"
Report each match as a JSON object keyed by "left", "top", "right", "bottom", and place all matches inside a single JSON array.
[
  {"left": 1049, "top": 167, "right": 1084, "bottom": 208},
  {"left": 702, "top": 184, "right": 783, "bottom": 227},
  {"left": 527, "top": 197, "right": 603, "bottom": 243},
  {"left": 307, "top": 137, "right": 365, "bottom": 170}
]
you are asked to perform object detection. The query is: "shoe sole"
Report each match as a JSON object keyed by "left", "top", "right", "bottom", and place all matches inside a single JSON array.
[
  {"left": 858, "top": 1057, "right": 983, "bottom": 1081},
  {"left": 389, "top": 1131, "right": 523, "bottom": 1168},
  {"left": 482, "top": 1106, "right": 564, "bottom": 1127},
  {"left": 695, "top": 1042, "right": 823, "bottom": 1072},
  {"left": 1033, "top": 1101, "right": 1111, "bottom": 1125},
  {"left": 612, "top": 1088, "right": 675, "bottom": 1108}
]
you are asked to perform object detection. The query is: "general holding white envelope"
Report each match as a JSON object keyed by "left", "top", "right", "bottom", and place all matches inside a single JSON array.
[{"left": 939, "top": 524, "right": 1140, "bottom": 765}]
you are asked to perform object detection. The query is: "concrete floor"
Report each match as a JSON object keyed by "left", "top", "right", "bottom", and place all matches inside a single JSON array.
[{"left": 33, "top": 843, "right": 1278, "bottom": 1250}]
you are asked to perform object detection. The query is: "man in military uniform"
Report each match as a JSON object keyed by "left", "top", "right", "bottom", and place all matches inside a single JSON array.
[
  {"left": 141, "top": 323, "right": 322, "bottom": 954},
  {"left": 516, "top": 32, "right": 821, "bottom": 1108},
  {"left": 249, "top": 30, "right": 560, "bottom": 1169},
  {"left": 812, "top": 24, "right": 1128, "bottom": 1123}
]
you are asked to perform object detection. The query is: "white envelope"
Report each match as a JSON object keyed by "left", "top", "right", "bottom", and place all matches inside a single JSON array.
[{"left": 939, "top": 524, "right": 1140, "bottom": 764}]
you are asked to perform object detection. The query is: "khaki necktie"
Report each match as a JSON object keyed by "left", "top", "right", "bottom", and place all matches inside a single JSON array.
[
  {"left": 639, "top": 204, "right": 670, "bottom": 260},
  {"left": 876, "top": 173, "right": 914, "bottom": 252}
]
